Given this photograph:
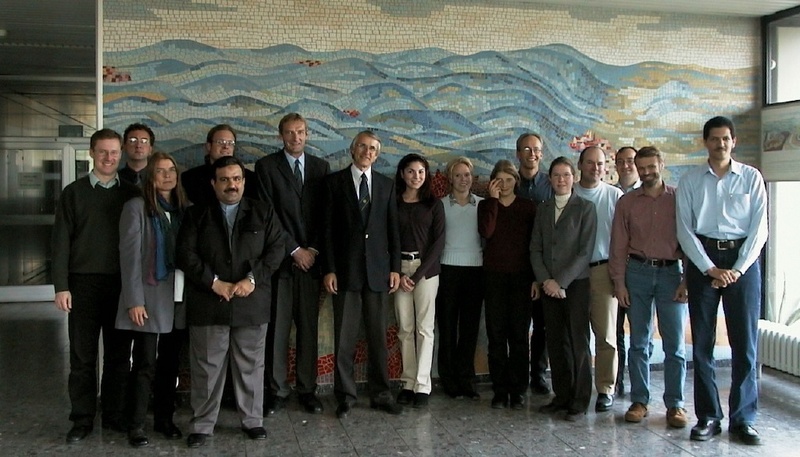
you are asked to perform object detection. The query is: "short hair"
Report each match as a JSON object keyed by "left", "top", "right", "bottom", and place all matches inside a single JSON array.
[
  {"left": 516, "top": 133, "right": 543, "bottom": 151},
  {"left": 635, "top": 146, "right": 664, "bottom": 162},
  {"left": 703, "top": 116, "right": 736, "bottom": 140},
  {"left": 490, "top": 159, "right": 520, "bottom": 186},
  {"left": 549, "top": 156, "right": 576, "bottom": 176},
  {"left": 211, "top": 155, "right": 245, "bottom": 179},
  {"left": 278, "top": 113, "right": 307, "bottom": 134},
  {"left": 578, "top": 145, "right": 606, "bottom": 164},
  {"left": 142, "top": 152, "right": 188, "bottom": 216},
  {"left": 123, "top": 123, "right": 155, "bottom": 145},
  {"left": 349, "top": 130, "right": 382, "bottom": 152},
  {"left": 616, "top": 146, "right": 637, "bottom": 156},
  {"left": 206, "top": 124, "right": 237, "bottom": 144},
  {"left": 395, "top": 153, "right": 434, "bottom": 204},
  {"left": 90, "top": 128, "right": 122, "bottom": 150}
]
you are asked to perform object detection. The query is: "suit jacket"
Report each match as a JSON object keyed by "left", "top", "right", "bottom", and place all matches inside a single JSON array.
[
  {"left": 181, "top": 161, "right": 258, "bottom": 207},
  {"left": 254, "top": 150, "right": 330, "bottom": 278},
  {"left": 321, "top": 166, "right": 401, "bottom": 292},
  {"left": 176, "top": 197, "right": 284, "bottom": 327},
  {"left": 116, "top": 197, "right": 176, "bottom": 334},
  {"left": 530, "top": 193, "right": 597, "bottom": 289}
]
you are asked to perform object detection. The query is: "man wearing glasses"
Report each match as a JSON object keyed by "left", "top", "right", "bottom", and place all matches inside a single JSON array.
[
  {"left": 119, "top": 123, "right": 155, "bottom": 186},
  {"left": 182, "top": 124, "right": 258, "bottom": 206}
]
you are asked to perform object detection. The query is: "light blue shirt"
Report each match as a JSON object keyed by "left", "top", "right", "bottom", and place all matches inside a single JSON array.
[
  {"left": 88, "top": 170, "right": 120, "bottom": 189},
  {"left": 284, "top": 150, "right": 305, "bottom": 182},
  {"left": 676, "top": 159, "right": 768, "bottom": 274},
  {"left": 573, "top": 182, "right": 623, "bottom": 262}
]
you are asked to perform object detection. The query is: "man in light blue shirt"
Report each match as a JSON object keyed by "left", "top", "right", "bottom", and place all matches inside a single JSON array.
[{"left": 676, "top": 116, "right": 768, "bottom": 446}]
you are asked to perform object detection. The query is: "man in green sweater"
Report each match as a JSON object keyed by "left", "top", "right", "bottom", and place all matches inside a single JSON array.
[{"left": 53, "top": 128, "right": 140, "bottom": 444}]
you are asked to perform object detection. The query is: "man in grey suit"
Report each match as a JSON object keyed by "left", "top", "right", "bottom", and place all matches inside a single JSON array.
[
  {"left": 177, "top": 156, "right": 284, "bottom": 448},
  {"left": 255, "top": 113, "right": 330, "bottom": 415},
  {"left": 322, "top": 130, "right": 403, "bottom": 419},
  {"left": 530, "top": 157, "right": 597, "bottom": 422}
]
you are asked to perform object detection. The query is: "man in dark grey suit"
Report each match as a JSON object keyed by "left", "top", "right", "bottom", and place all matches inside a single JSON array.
[
  {"left": 322, "top": 130, "right": 402, "bottom": 419},
  {"left": 177, "top": 156, "right": 284, "bottom": 448},
  {"left": 255, "top": 113, "right": 330, "bottom": 415}
]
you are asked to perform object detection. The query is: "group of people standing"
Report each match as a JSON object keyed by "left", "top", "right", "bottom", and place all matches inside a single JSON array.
[{"left": 52, "top": 113, "right": 767, "bottom": 449}]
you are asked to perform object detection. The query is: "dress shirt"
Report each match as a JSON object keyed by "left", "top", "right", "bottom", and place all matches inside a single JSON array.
[
  {"left": 614, "top": 179, "right": 641, "bottom": 194},
  {"left": 89, "top": 170, "right": 120, "bottom": 189},
  {"left": 349, "top": 164, "right": 372, "bottom": 200},
  {"left": 572, "top": 182, "right": 623, "bottom": 262},
  {"left": 517, "top": 170, "right": 554, "bottom": 203},
  {"left": 284, "top": 150, "right": 305, "bottom": 182},
  {"left": 609, "top": 184, "right": 682, "bottom": 288},
  {"left": 676, "top": 159, "right": 768, "bottom": 274}
]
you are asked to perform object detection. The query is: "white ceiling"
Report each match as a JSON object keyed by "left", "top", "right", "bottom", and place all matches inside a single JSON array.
[{"left": 0, "top": 0, "right": 799, "bottom": 93}]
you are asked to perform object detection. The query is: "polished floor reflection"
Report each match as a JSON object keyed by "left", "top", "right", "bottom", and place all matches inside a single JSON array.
[{"left": 2, "top": 302, "right": 799, "bottom": 456}]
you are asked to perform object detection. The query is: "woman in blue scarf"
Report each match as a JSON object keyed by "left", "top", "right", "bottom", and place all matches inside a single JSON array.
[{"left": 116, "top": 152, "right": 188, "bottom": 447}]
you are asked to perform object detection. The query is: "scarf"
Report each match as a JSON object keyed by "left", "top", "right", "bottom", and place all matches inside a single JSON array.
[{"left": 147, "top": 195, "right": 183, "bottom": 285}]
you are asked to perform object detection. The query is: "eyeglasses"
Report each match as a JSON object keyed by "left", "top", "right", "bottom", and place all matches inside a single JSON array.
[
  {"left": 213, "top": 140, "right": 236, "bottom": 147},
  {"left": 519, "top": 147, "right": 543, "bottom": 154},
  {"left": 127, "top": 137, "right": 150, "bottom": 144}
]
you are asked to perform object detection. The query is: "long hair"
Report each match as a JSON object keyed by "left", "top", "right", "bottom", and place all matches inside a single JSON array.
[
  {"left": 142, "top": 152, "right": 188, "bottom": 216},
  {"left": 395, "top": 153, "right": 434, "bottom": 204},
  {"left": 489, "top": 159, "right": 520, "bottom": 188}
]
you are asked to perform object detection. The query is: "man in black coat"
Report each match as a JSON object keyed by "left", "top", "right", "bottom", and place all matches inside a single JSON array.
[
  {"left": 255, "top": 113, "right": 330, "bottom": 415},
  {"left": 177, "top": 156, "right": 284, "bottom": 448},
  {"left": 322, "top": 130, "right": 402, "bottom": 418}
]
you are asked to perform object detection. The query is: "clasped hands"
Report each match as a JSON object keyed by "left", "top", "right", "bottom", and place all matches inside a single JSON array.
[
  {"left": 707, "top": 267, "right": 741, "bottom": 289},
  {"left": 212, "top": 277, "right": 255, "bottom": 301}
]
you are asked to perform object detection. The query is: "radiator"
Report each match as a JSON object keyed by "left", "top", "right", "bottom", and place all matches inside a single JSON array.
[{"left": 757, "top": 319, "right": 800, "bottom": 377}]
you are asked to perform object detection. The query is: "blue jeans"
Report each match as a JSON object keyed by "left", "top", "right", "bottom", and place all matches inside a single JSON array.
[
  {"left": 625, "top": 260, "right": 687, "bottom": 408},
  {"left": 687, "top": 248, "right": 761, "bottom": 426}
]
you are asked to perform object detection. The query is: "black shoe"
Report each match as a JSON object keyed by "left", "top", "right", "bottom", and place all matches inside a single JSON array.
[
  {"left": 491, "top": 394, "right": 509, "bottom": 409},
  {"left": 595, "top": 393, "right": 614, "bottom": 412},
  {"left": 396, "top": 389, "right": 415, "bottom": 405},
  {"left": 565, "top": 409, "right": 586, "bottom": 422},
  {"left": 299, "top": 393, "right": 324, "bottom": 414},
  {"left": 690, "top": 419, "right": 722, "bottom": 441},
  {"left": 531, "top": 379, "right": 551, "bottom": 395},
  {"left": 127, "top": 428, "right": 150, "bottom": 448},
  {"left": 461, "top": 389, "right": 481, "bottom": 401},
  {"left": 413, "top": 393, "right": 429, "bottom": 408},
  {"left": 510, "top": 394, "right": 525, "bottom": 410},
  {"left": 266, "top": 395, "right": 287, "bottom": 415},
  {"left": 187, "top": 433, "right": 207, "bottom": 448},
  {"left": 66, "top": 424, "right": 92, "bottom": 443},
  {"left": 370, "top": 399, "right": 403, "bottom": 415},
  {"left": 729, "top": 424, "right": 761, "bottom": 445},
  {"left": 242, "top": 426, "right": 267, "bottom": 440},
  {"left": 336, "top": 402, "right": 351, "bottom": 419},
  {"left": 154, "top": 421, "right": 182, "bottom": 440},
  {"left": 538, "top": 402, "right": 567, "bottom": 414}
]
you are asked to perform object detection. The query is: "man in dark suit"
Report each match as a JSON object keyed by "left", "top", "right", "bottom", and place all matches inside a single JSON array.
[
  {"left": 181, "top": 124, "right": 258, "bottom": 206},
  {"left": 322, "top": 130, "right": 402, "bottom": 418},
  {"left": 177, "top": 156, "right": 284, "bottom": 448},
  {"left": 255, "top": 113, "right": 330, "bottom": 415}
]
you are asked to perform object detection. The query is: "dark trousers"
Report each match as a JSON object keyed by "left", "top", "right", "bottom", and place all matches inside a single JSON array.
[
  {"left": 436, "top": 265, "right": 484, "bottom": 393},
  {"left": 67, "top": 274, "right": 130, "bottom": 427},
  {"left": 530, "top": 297, "right": 548, "bottom": 383},
  {"left": 542, "top": 278, "right": 592, "bottom": 412},
  {"left": 687, "top": 247, "right": 761, "bottom": 426},
  {"left": 153, "top": 326, "right": 186, "bottom": 424},
  {"left": 332, "top": 289, "right": 391, "bottom": 405},
  {"left": 127, "top": 332, "right": 157, "bottom": 429},
  {"left": 268, "top": 272, "right": 321, "bottom": 398},
  {"left": 484, "top": 271, "right": 531, "bottom": 397}
]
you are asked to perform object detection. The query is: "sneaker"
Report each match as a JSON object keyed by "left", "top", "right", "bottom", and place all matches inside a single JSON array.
[
  {"left": 624, "top": 402, "right": 648, "bottom": 423},
  {"left": 667, "top": 407, "right": 688, "bottom": 428}
]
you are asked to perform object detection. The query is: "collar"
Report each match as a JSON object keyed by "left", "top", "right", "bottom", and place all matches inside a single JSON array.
[
  {"left": 350, "top": 164, "right": 372, "bottom": 182},
  {"left": 284, "top": 150, "right": 305, "bottom": 168},
  {"left": 89, "top": 170, "right": 120, "bottom": 188},
  {"left": 704, "top": 159, "right": 743, "bottom": 176},
  {"left": 448, "top": 193, "right": 477, "bottom": 206}
]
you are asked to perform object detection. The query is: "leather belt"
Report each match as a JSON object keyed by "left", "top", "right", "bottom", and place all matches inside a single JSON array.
[
  {"left": 401, "top": 252, "right": 420, "bottom": 261},
  {"left": 629, "top": 254, "right": 678, "bottom": 268},
  {"left": 697, "top": 235, "right": 744, "bottom": 251},
  {"left": 589, "top": 259, "right": 608, "bottom": 268}
]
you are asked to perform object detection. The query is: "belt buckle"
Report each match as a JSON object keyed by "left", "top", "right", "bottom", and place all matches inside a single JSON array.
[
  {"left": 647, "top": 259, "right": 659, "bottom": 267},
  {"left": 716, "top": 240, "right": 730, "bottom": 250}
]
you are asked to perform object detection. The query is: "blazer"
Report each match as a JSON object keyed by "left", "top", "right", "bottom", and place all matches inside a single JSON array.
[
  {"left": 176, "top": 197, "right": 284, "bottom": 327},
  {"left": 321, "top": 166, "right": 401, "bottom": 292},
  {"left": 530, "top": 193, "right": 597, "bottom": 289},
  {"left": 254, "top": 150, "right": 330, "bottom": 278},
  {"left": 115, "top": 197, "right": 176, "bottom": 334}
]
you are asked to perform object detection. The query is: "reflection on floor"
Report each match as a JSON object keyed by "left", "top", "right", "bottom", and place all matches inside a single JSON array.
[{"left": 2, "top": 302, "right": 799, "bottom": 456}]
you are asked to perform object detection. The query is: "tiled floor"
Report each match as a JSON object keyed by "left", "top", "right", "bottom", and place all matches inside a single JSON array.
[{"left": 1, "top": 302, "right": 799, "bottom": 456}]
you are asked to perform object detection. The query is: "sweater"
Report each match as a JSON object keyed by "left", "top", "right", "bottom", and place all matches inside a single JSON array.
[{"left": 439, "top": 194, "right": 484, "bottom": 267}]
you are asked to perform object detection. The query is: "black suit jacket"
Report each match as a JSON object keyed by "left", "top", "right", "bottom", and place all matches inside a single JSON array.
[
  {"left": 322, "top": 166, "right": 401, "bottom": 292},
  {"left": 181, "top": 161, "right": 258, "bottom": 207},
  {"left": 254, "top": 150, "right": 330, "bottom": 278},
  {"left": 176, "top": 197, "right": 284, "bottom": 327}
]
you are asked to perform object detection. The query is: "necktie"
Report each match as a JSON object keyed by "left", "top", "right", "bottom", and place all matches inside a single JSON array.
[
  {"left": 359, "top": 173, "right": 370, "bottom": 222},
  {"left": 293, "top": 159, "right": 303, "bottom": 187}
]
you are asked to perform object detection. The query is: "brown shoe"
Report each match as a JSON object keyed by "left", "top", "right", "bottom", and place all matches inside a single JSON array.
[
  {"left": 667, "top": 407, "right": 688, "bottom": 428},
  {"left": 624, "top": 402, "right": 648, "bottom": 423}
]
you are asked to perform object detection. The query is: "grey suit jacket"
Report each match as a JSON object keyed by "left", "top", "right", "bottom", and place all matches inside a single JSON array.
[
  {"left": 530, "top": 193, "right": 597, "bottom": 289},
  {"left": 116, "top": 197, "right": 177, "bottom": 333}
]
